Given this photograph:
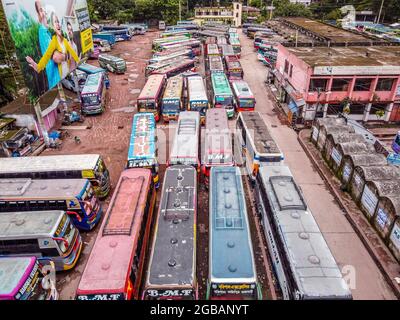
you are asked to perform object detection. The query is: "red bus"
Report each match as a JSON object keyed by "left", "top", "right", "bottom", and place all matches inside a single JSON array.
[
  {"left": 75, "top": 169, "right": 156, "bottom": 300},
  {"left": 224, "top": 55, "right": 243, "bottom": 80},
  {"left": 137, "top": 74, "right": 166, "bottom": 122}
]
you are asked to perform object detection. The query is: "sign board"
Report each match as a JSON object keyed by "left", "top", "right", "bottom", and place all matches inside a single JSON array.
[
  {"left": 390, "top": 223, "right": 400, "bottom": 251},
  {"left": 361, "top": 185, "right": 378, "bottom": 217},
  {"left": 1, "top": 0, "right": 93, "bottom": 99},
  {"left": 314, "top": 65, "right": 400, "bottom": 76},
  {"left": 376, "top": 207, "right": 388, "bottom": 229},
  {"left": 342, "top": 163, "right": 352, "bottom": 182},
  {"left": 331, "top": 147, "right": 342, "bottom": 165}
]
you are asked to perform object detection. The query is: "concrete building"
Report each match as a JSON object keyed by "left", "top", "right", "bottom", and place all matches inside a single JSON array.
[
  {"left": 194, "top": 2, "right": 242, "bottom": 27},
  {"left": 266, "top": 18, "right": 400, "bottom": 124}
]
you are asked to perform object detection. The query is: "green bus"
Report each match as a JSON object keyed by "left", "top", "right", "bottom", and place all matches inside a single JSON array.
[{"left": 210, "top": 73, "right": 235, "bottom": 119}]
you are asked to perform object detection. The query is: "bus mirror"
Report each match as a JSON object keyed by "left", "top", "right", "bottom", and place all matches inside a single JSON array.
[{"left": 66, "top": 211, "right": 82, "bottom": 222}]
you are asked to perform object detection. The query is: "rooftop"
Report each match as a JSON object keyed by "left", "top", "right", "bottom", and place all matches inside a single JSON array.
[{"left": 285, "top": 46, "right": 400, "bottom": 68}]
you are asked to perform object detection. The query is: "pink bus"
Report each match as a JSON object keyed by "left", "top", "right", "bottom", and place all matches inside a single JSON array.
[
  {"left": 76, "top": 169, "right": 156, "bottom": 300},
  {"left": 0, "top": 257, "right": 58, "bottom": 300}
]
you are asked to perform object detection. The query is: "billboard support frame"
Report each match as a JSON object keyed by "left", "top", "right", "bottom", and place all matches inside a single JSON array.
[{"left": 33, "top": 101, "right": 50, "bottom": 147}]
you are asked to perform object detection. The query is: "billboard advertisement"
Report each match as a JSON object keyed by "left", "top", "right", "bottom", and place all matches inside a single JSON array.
[{"left": 1, "top": 0, "right": 93, "bottom": 99}]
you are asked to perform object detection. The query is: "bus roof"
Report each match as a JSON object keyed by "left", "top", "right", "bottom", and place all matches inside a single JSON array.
[
  {"left": 77, "top": 169, "right": 152, "bottom": 294},
  {"left": 203, "top": 109, "right": 233, "bottom": 166},
  {"left": 239, "top": 112, "right": 282, "bottom": 156},
  {"left": 98, "top": 54, "right": 125, "bottom": 63},
  {"left": 78, "top": 63, "right": 106, "bottom": 75},
  {"left": 146, "top": 166, "right": 197, "bottom": 287},
  {"left": 0, "top": 154, "right": 101, "bottom": 174},
  {"left": 220, "top": 44, "right": 234, "bottom": 56},
  {"left": 231, "top": 80, "right": 254, "bottom": 99},
  {"left": 170, "top": 112, "right": 200, "bottom": 162},
  {"left": 0, "top": 210, "right": 63, "bottom": 238},
  {"left": 163, "top": 76, "right": 184, "bottom": 100},
  {"left": 258, "top": 165, "right": 352, "bottom": 299},
  {"left": 187, "top": 76, "right": 208, "bottom": 101},
  {"left": 137, "top": 74, "right": 165, "bottom": 100},
  {"left": 0, "top": 257, "right": 36, "bottom": 298},
  {"left": 207, "top": 44, "right": 219, "bottom": 53},
  {"left": 229, "top": 37, "right": 240, "bottom": 45},
  {"left": 209, "top": 167, "right": 256, "bottom": 281},
  {"left": 225, "top": 57, "right": 242, "bottom": 69},
  {"left": 209, "top": 56, "right": 224, "bottom": 72},
  {"left": 0, "top": 178, "right": 88, "bottom": 199},
  {"left": 151, "top": 59, "right": 194, "bottom": 75},
  {"left": 81, "top": 73, "right": 104, "bottom": 95},
  {"left": 211, "top": 73, "right": 233, "bottom": 96},
  {"left": 127, "top": 113, "right": 156, "bottom": 161}
]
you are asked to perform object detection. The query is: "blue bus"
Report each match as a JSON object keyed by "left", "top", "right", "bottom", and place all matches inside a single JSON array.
[
  {"left": 127, "top": 113, "right": 160, "bottom": 188},
  {"left": 78, "top": 63, "right": 110, "bottom": 89},
  {"left": 207, "top": 166, "right": 262, "bottom": 300},
  {"left": 93, "top": 33, "right": 116, "bottom": 46},
  {"left": 97, "top": 29, "right": 131, "bottom": 42},
  {"left": 0, "top": 178, "right": 103, "bottom": 231}
]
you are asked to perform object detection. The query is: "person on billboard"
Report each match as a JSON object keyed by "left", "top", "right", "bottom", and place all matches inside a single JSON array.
[
  {"left": 26, "top": 12, "right": 80, "bottom": 82},
  {"left": 33, "top": 0, "right": 60, "bottom": 89},
  {"left": 67, "top": 21, "right": 78, "bottom": 71}
]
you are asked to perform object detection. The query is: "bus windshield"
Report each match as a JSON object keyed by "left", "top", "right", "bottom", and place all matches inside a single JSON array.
[
  {"left": 190, "top": 101, "right": 208, "bottom": 115},
  {"left": 138, "top": 100, "right": 156, "bottom": 110},
  {"left": 162, "top": 99, "right": 180, "bottom": 112},
  {"left": 82, "top": 94, "right": 99, "bottom": 106},
  {"left": 239, "top": 98, "right": 255, "bottom": 108},
  {"left": 215, "top": 96, "right": 233, "bottom": 106}
]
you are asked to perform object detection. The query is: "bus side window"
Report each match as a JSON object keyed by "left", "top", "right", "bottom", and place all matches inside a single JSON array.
[{"left": 41, "top": 248, "right": 60, "bottom": 257}]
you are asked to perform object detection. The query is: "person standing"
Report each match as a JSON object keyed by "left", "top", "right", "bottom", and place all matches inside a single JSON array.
[{"left": 34, "top": 0, "right": 60, "bottom": 89}]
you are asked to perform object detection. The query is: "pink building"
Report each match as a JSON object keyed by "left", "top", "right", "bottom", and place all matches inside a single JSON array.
[{"left": 272, "top": 44, "right": 400, "bottom": 124}]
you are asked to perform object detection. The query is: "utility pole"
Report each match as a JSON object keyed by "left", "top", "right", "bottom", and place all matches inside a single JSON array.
[
  {"left": 269, "top": 0, "right": 274, "bottom": 20},
  {"left": 377, "top": 0, "right": 385, "bottom": 24},
  {"left": 179, "top": 0, "right": 182, "bottom": 22}
]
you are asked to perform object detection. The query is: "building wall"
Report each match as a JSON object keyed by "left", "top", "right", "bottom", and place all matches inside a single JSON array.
[
  {"left": 194, "top": 2, "right": 242, "bottom": 27},
  {"left": 274, "top": 44, "right": 400, "bottom": 122}
]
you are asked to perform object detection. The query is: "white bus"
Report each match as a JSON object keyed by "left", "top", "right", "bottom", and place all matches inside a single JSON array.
[
  {"left": 0, "top": 210, "right": 82, "bottom": 271},
  {"left": 186, "top": 75, "right": 210, "bottom": 123}
]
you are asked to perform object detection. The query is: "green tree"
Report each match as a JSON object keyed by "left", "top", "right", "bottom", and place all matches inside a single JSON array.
[{"left": 274, "top": 0, "right": 313, "bottom": 18}]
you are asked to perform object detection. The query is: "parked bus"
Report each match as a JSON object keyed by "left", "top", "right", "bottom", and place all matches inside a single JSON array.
[
  {"left": 161, "top": 76, "right": 184, "bottom": 122},
  {"left": 208, "top": 167, "right": 262, "bottom": 300},
  {"left": 146, "top": 57, "right": 183, "bottom": 77},
  {"left": 217, "top": 37, "right": 228, "bottom": 47},
  {"left": 142, "top": 165, "right": 197, "bottom": 300},
  {"left": 236, "top": 112, "right": 284, "bottom": 181},
  {"left": 127, "top": 113, "right": 160, "bottom": 188},
  {"left": 97, "top": 29, "right": 131, "bottom": 42},
  {"left": 81, "top": 72, "right": 106, "bottom": 115},
  {"left": 254, "top": 165, "right": 352, "bottom": 300},
  {"left": 159, "top": 39, "right": 201, "bottom": 55},
  {"left": 78, "top": 63, "right": 110, "bottom": 89},
  {"left": 229, "top": 37, "right": 241, "bottom": 57},
  {"left": 187, "top": 75, "right": 210, "bottom": 122},
  {"left": 231, "top": 80, "right": 256, "bottom": 112},
  {"left": 208, "top": 56, "right": 225, "bottom": 74},
  {"left": 168, "top": 111, "right": 201, "bottom": 171},
  {"left": 151, "top": 59, "right": 196, "bottom": 79},
  {"left": 149, "top": 49, "right": 194, "bottom": 64},
  {"left": 159, "top": 20, "right": 166, "bottom": 30},
  {"left": 98, "top": 54, "right": 127, "bottom": 74},
  {"left": 0, "top": 178, "right": 102, "bottom": 231},
  {"left": 93, "top": 33, "right": 116, "bottom": 46},
  {"left": 137, "top": 74, "right": 166, "bottom": 121},
  {"left": 210, "top": 72, "right": 235, "bottom": 119},
  {"left": 206, "top": 44, "right": 220, "bottom": 57},
  {"left": 205, "top": 36, "right": 217, "bottom": 45},
  {"left": 161, "top": 30, "right": 192, "bottom": 38},
  {"left": 202, "top": 109, "right": 234, "bottom": 185},
  {"left": 76, "top": 169, "right": 156, "bottom": 300},
  {"left": 153, "top": 35, "right": 190, "bottom": 49},
  {"left": 220, "top": 44, "right": 235, "bottom": 57},
  {"left": 152, "top": 46, "right": 193, "bottom": 58},
  {"left": 0, "top": 154, "right": 111, "bottom": 199},
  {"left": 0, "top": 256, "right": 58, "bottom": 300},
  {"left": 0, "top": 210, "right": 82, "bottom": 271},
  {"left": 225, "top": 55, "right": 243, "bottom": 80}
]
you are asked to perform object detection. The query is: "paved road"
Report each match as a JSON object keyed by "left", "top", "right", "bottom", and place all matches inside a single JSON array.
[{"left": 239, "top": 32, "right": 396, "bottom": 300}]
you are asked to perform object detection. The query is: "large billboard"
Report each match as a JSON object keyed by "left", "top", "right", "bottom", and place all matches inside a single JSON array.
[{"left": 1, "top": 0, "right": 93, "bottom": 99}]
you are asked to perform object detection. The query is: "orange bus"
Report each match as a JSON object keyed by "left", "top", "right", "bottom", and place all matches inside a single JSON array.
[{"left": 75, "top": 169, "right": 156, "bottom": 300}]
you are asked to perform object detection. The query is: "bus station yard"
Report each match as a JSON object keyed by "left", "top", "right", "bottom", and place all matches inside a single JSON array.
[{"left": 1, "top": 25, "right": 398, "bottom": 300}]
